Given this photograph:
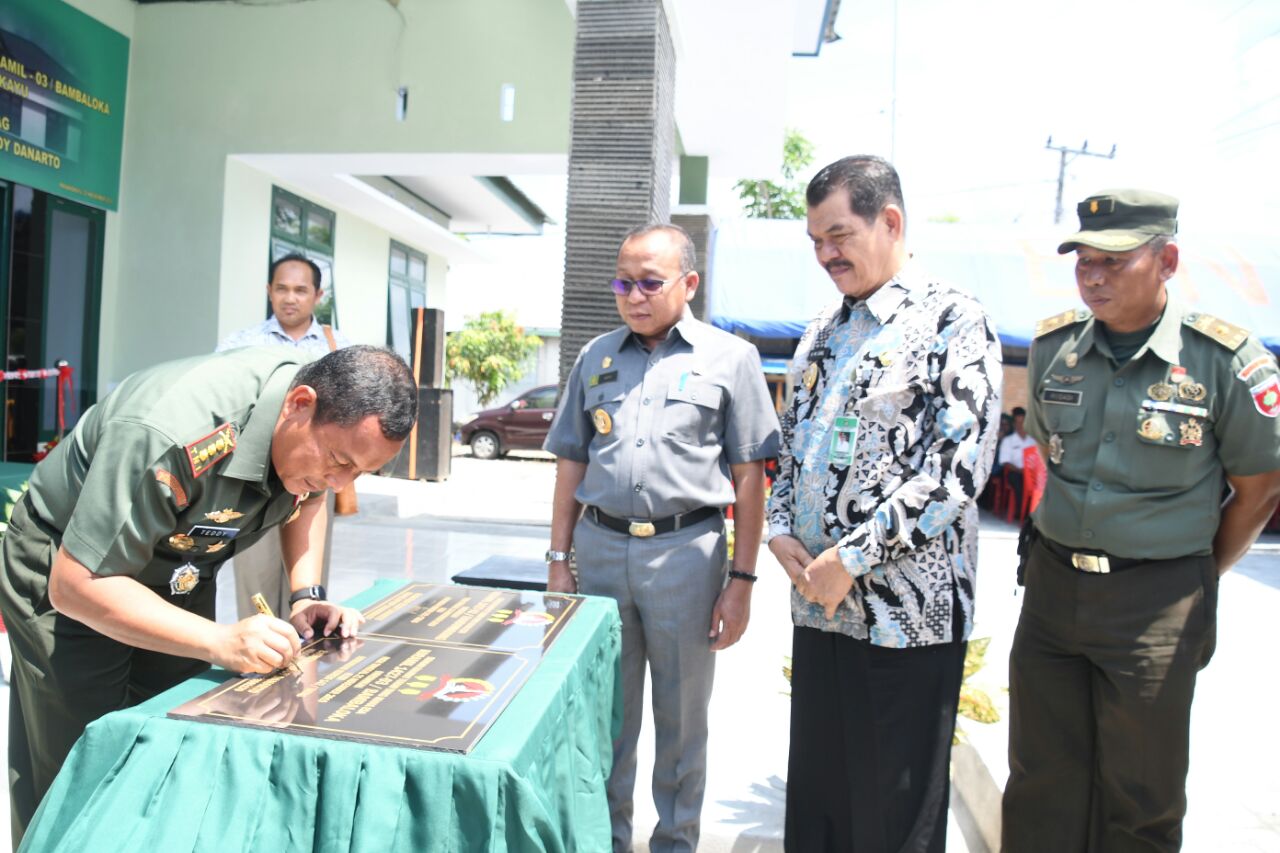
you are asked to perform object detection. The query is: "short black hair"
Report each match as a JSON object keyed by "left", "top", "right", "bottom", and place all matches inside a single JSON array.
[
  {"left": 806, "top": 155, "right": 906, "bottom": 225},
  {"left": 270, "top": 253, "right": 322, "bottom": 291},
  {"left": 291, "top": 346, "right": 418, "bottom": 440},
  {"left": 1011, "top": 407, "right": 1026, "bottom": 418},
  {"left": 619, "top": 223, "right": 697, "bottom": 273}
]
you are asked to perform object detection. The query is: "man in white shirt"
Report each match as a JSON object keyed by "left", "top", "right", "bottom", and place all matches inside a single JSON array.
[
  {"left": 217, "top": 254, "right": 351, "bottom": 355},
  {"left": 998, "top": 406, "right": 1036, "bottom": 512}
]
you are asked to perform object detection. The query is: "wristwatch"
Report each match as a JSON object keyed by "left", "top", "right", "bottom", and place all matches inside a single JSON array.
[
  {"left": 288, "top": 585, "right": 327, "bottom": 605},
  {"left": 544, "top": 549, "right": 571, "bottom": 563}
]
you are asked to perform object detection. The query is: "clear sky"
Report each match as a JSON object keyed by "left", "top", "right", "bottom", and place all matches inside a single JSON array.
[
  {"left": 721, "top": 0, "right": 1280, "bottom": 236},
  {"left": 453, "top": 1, "right": 1277, "bottom": 333}
]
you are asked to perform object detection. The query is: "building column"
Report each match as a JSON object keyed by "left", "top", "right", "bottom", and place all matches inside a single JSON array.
[
  {"left": 671, "top": 210, "right": 713, "bottom": 322},
  {"left": 559, "top": 0, "right": 677, "bottom": 384}
]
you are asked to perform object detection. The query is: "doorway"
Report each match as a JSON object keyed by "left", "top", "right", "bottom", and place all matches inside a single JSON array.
[{"left": 0, "top": 181, "right": 103, "bottom": 461}]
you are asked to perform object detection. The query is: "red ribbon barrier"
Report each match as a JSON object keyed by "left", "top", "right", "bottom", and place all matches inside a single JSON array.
[
  {"left": 0, "top": 362, "right": 75, "bottom": 436},
  {"left": 57, "top": 363, "right": 73, "bottom": 435}
]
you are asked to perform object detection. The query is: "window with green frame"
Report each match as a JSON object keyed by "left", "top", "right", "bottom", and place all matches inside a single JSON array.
[
  {"left": 269, "top": 186, "right": 338, "bottom": 325},
  {"left": 387, "top": 240, "right": 427, "bottom": 360}
]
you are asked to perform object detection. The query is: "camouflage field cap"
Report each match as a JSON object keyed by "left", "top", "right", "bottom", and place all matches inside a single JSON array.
[{"left": 1057, "top": 189, "right": 1179, "bottom": 254}]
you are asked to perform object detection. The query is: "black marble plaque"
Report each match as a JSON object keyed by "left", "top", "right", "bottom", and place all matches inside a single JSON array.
[{"left": 169, "top": 584, "right": 582, "bottom": 753}]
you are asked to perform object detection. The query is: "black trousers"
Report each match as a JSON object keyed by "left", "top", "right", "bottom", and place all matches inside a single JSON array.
[
  {"left": 1002, "top": 537, "right": 1217, "bottom": 853},
  {"left": 785, "top": 625, "right": 966, "bottom": 853}
]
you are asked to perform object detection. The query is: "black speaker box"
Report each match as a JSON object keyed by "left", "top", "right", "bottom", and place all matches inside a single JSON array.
[
  {"left": 382, "top": 387, "right": 452, "bottom": 482},
  {"left": 409, "top": 308, "right": 445, "bottom": 388}
]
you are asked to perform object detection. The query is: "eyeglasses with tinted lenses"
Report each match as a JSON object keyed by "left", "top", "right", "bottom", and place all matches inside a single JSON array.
[{"left": 609, "top": 273, "right": 685, "bottom": 296}]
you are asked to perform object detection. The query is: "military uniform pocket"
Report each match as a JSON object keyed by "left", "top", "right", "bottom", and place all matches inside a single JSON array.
[
  {"left": 1129, "top": 410, "right": 1203, "bottom": 488},
  {"left": 1041, "top": 396, "right": 1086, "bottom": 434},
  {"left": 664, "top": 381, "right": 722, "bottom": 446}
]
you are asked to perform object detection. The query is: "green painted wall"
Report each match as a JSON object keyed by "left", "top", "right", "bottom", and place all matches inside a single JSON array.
[{"left": 90, "top": 0, "right": 572, "bottom": 384}]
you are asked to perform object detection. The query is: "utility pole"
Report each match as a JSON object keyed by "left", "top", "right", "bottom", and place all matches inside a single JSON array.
[{"left": 1046, "top": 137, "right": 1116, "bottom": 224}]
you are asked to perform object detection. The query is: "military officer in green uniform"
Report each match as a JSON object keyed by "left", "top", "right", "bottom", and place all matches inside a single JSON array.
[
  {"left": 0, "top": 345, "right": 417, "bottom": 845},
  {"left": 1002, "top": 190, "right": 1280, "bottom": 852}
]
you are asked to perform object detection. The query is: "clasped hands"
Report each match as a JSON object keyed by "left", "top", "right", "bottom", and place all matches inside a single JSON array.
[{"left": 768, "top": 535, "right": 854, "bottom": 620}]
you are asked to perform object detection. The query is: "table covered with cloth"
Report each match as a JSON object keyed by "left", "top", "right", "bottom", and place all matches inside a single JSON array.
[{"left": 19, "top": 579, "right": 622, "bottom": 853}]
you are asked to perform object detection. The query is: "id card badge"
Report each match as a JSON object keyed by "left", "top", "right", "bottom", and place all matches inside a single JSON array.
[{"left": 828, "top": 415, "right": 860, "bottom": 465}]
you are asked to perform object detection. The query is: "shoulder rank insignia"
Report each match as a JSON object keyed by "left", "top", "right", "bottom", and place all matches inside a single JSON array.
[
  {"left": 154, "top": 469, "right": 189, "bottom": 510},
  {"left": 1034, "top": 309, "right": 1090, "bottom": 339},
  {"left": 1185, "top": 312, "right": 1248, "bottom": 351},
  {"left": 185, "top": 424, "right": 237, "bottom": 478}
]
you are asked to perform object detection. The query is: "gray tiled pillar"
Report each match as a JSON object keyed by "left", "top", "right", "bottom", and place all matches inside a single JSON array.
[
  {"left": 559, "top": 0, "right": 677, "bottom": 385},
  {"left": 671, "top": 211, "right": 712, "bottom": 322}
]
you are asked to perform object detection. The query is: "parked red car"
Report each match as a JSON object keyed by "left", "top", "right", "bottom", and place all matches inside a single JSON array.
[{"left": 459, "top": 384, "right": 560, "bottom": 459}]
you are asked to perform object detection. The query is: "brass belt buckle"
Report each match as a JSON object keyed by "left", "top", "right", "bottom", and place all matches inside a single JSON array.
[
  {"left": 1071, "top": 553, "right": 1110, "bottom": 573},
  {"left": 628, "top": 521, "right": 656, "bottom": 538}
]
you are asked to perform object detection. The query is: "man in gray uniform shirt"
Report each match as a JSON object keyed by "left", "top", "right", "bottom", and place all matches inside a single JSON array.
[{"left": 544, "top": 224, "right": 781, "bottom": 853}]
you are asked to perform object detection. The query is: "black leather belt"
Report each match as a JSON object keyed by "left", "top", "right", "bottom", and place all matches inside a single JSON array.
[
  {"left": 587, "top": 505, "right": 720, "bottom": 538},
  {"left": 1040, "top": 536, "right": 1144, "bottom": 574}
]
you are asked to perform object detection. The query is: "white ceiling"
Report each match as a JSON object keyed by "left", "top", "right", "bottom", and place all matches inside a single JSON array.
[
  {"left": 389, "top": 174, "right": 547, "bottom": 235},
  {"left": 233, "top": 153, "right": 567, "bottom": 263}
]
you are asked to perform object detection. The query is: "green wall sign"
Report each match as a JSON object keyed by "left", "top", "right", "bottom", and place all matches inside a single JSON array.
[{"left": 0, "top": 0, "right": 129, "bottom": 211}]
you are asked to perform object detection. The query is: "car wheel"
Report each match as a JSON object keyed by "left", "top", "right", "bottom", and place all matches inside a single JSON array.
[{"left": 470, "top": 431, "right": 501, "bottom": 460}]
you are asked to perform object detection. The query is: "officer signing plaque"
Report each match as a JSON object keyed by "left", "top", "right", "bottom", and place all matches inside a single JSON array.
[{"left": 169, "top": 583, "right": 581, "bottom": 753}]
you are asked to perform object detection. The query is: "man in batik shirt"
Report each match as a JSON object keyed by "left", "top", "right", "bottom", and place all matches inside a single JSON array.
[{"left": 767, "top": 155, "right": 1002, "bottom": 853}]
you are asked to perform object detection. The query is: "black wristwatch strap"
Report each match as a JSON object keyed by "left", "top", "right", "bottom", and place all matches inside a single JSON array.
[
  {"left": 727, "top": 570, "right": 758, "bottom": 583},
  {"left": 288, "top": 584, "right": 327, "bottom": 605}
]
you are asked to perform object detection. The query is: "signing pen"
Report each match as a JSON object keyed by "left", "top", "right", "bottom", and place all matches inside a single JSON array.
[{"left": 251, "top": 593, "right": 303, "bottom": 676}]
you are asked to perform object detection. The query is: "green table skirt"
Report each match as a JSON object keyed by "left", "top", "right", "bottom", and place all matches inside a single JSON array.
[{"left": 20, "top": 580, "right": 622, "bottom": 853}]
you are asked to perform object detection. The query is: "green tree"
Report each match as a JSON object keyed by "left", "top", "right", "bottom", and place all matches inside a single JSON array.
[
  {"left": 446, "top": 311, "right": 542, "bottom": 406},
  {"left": 734, "top": 128, "right": 816, "bottom": 219}
]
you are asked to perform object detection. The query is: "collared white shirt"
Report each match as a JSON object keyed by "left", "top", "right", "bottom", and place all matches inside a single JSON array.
[
  {"left": 215, "top": 316, "right": 351, "bottom": 357},
  {"left": 998, "top": 432, "right": 1037, "bottom": 467}
]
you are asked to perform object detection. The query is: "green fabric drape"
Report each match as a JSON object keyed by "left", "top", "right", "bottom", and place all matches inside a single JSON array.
[{"left": 21, "top": 580, "right": 622, "bottom": 853}]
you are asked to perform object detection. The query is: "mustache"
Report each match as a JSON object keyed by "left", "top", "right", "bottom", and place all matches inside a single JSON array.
[{"left": 825, "top": 260, "right": 852, "bottom": 275}]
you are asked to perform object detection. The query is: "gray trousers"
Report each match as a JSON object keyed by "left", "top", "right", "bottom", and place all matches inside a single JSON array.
[
  {"left": 233, "top": 491, "right": 335, "bottom": 619},
  {"left": 574, "top": 511, "right": 727, "bottom": 853}
]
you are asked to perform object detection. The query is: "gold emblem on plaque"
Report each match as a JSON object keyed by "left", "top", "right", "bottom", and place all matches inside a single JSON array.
[
  {"left": 168, "top": 533, "right": 195, "bottom": 552},
  {"left": 205, "top": 508, "right": 243, "bottom": 524},
  {"left": 592, "top": 408, "right": 613, "bottom": 435},
  {"left": 602, "top": 356, "right": 612, "bottom": 369},
  {"left": 803, "top": 362, "right": 819, "bottom": 391},
  {"left": 1177, "top": 381, "right": 1206, "bottom": 402},
  {"left": 1179, "top": 418, "right": 1204, "bottom": 446},
  {"left": 169, "top": 563, "right": 199, "bottom": 595},
  {"left": 1064, "top": 353, "right": 1078, "bottom": 368},
  {"left": 1147, "top": 383, "right": 1173, "bottom": 402}
]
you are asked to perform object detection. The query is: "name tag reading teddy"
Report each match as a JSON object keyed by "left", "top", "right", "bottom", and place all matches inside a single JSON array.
[{"left": 187, "top": 524, "right": 239, "bottom": 540}]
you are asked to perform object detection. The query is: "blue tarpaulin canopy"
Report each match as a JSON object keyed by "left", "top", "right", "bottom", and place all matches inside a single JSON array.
[{"left": 709, "top": 218, "right": 1280, "bottom": 354}]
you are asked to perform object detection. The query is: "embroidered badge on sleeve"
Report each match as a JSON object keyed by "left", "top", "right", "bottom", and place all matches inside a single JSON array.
[{"left": 154, "top": 468, "right": 189, "bottom": 509}]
